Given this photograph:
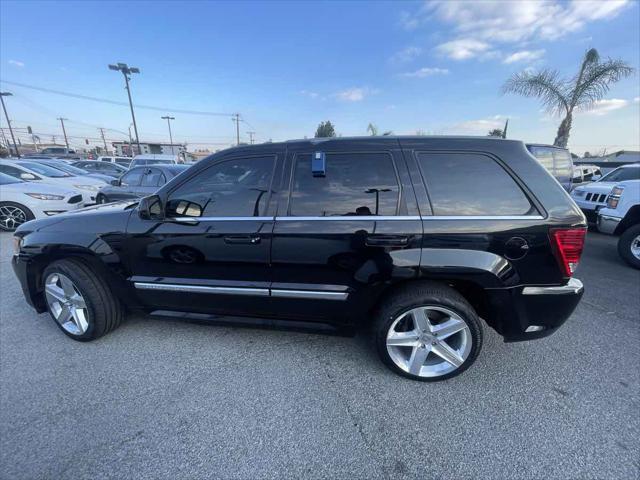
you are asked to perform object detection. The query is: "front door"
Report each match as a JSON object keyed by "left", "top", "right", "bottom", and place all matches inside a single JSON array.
[
  {"left": 124, "top": 149, "right": 282, "bottom": 317},
  {"left": 269, "top": 139, "right": 423, "bottom": 325}
]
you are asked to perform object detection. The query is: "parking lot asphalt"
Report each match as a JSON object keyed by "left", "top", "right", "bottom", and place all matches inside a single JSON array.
[{"left": 0, "top": 231, "right": 638, "bottom": 480}]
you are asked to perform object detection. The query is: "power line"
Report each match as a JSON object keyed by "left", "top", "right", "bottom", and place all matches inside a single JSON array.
[{"left": 1, "top": 80, "right": 235, "bottom": 117}]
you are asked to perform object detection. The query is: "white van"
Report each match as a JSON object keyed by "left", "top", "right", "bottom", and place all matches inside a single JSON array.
[{"left": 130, "top": 154, "right": 181, "bottom": 168}]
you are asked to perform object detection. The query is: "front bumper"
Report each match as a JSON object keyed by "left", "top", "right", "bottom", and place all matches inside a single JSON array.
[
  {"left": 597, "top": 214, "right": 622, "bottom": 235},
  {"left": 486, "top": 278, "right": 584, "bottom": 342}
]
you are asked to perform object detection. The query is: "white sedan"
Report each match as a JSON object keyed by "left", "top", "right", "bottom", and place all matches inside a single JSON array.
[
  {"left": 0, "top": 159, "right": 104, "bottom": 205},
  {"left": 0, "top": 173, "right": 84, "bottom": 231}
]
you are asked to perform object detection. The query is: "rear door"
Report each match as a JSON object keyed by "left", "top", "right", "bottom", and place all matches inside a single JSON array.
[
  {"left": 138, "top": 167, "right": 165, "bottom": 196},
  {"left": 269, "top": 139, "right": 422, "bottom": 324},
  {"left": 112, "top": 168, "right": 144, "bottom": 200}
]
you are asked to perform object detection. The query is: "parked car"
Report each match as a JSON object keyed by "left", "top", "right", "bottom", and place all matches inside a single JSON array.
[
  {"left": 526, "top": 144, "right": 573, "bottom": 192},
  {"left": 39, "top": 147, "right": 82, "bottom": 160},
  {"left": 72, "top": 160, "right": 128, "bottom": 178},
  {"left": 130, "top": 154, "right": 179, "bottom": 168},
  {"left": 572, "top": 164, "right": 602, "bottom": 184},
  {"left": 0, "top": 159, "right": 104, "bottom": 205},
  {"left": 96, "top": 155, "right": 133, "bottom": 167},
  {"left": 26, "top": 159, "right": 113, "bottom": 184},
  {"left": 96, "top": 165, "right": 189, "bottom": 203},
  {"left": 597, "top": 179, "right": 640, "bottom": 269},
  {"left": 571, "top": 163, "right": 640, "bottom": 223},
  {"left": 0, "top": 173, "right": 83, "bottom": 231},
  {"left": 11, "top": 136, "right": 586, "bottom": 381}
]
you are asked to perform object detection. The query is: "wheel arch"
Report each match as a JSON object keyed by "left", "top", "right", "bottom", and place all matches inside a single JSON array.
[{"left": 615, "top": 205, "right": 640, "bottom": 235}]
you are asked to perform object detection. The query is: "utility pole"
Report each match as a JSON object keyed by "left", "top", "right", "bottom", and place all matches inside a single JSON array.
[
  {"left": 232, "top": 113, "right": 240, "bottom": 145},
  {"left": 108, "top": 63, "right": 141, "bottom": 154},
  {"left": 57, "top": 117, "right": 69, "bottom": 148},
  {"left": 0, "top": 92, "right": 20, "bottom": 157},
  {"left": 99, "top": 128, "right": 108, "bottom": 153},
  {"left": 161, "top": 115, "right": 175, "bottom": 149},
  {"left": 247, "top": 131, "right": 256, "bottom": 144}
]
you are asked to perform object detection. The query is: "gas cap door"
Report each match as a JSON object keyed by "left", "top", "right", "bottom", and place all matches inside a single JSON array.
[{"left": 505, "top": 236, "right": 530, "bottom": 261}]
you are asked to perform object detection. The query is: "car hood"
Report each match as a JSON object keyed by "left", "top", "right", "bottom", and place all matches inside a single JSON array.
[
  {"left": 0, "top": 181, "right": 77, "bottom": 196},
  {"left": 572, "top": 182, "right": 617, "bottom": 195},
  {"left": 47, "top": 175, "right": 105, "bottom": 187}
]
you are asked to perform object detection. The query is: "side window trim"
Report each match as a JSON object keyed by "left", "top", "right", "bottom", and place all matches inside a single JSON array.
[
  {"left": 283, "top": 150, "right": 403, "bottom": 217},
  {"left": 413, "top": 150, "right": 544, "bottom": 218}
]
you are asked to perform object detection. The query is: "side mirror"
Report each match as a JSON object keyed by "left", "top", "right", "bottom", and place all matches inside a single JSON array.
[
  {"left": 139, "top": 195, "right": 164, "bottom": 220},
  {"left": 20, "top": 172, "right": 37, "bottom": 181},
  {"left": 110, "top": 178, "right": 120, "bottom": 186}
]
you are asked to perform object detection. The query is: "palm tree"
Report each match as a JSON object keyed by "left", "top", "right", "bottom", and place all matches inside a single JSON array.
[{"left": 502, "top": 48, "right": 633, "bottom": 147}]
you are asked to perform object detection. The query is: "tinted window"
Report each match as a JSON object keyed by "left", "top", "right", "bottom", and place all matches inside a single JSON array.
[
  {"left": 289, "top": 153, "right": 399, "bottom": 216},
  {"left": 120, "top": 169, "right": 144, "bottom": 186},
  {"left": 416, "top": 153, "right": 534, "bottom": 216},
  {"left": 141, "top": 169, "right": 165, "bottom": 187},
  {"left": 600, "top": 166, "right": 640, "bottom": 182},
  {"left": 102, "top": 157, "right": 112, "bottom": 162},
  {"left": 18, "top": 162, "right": 70, "bottom": 178},
  {"left": 0, "top": 172, "right": 21, "bottom": 184},
  {"left": 0, "top": 164, "right": 25, "bottom": 179},
  {"left": 167, "top": 156, "right": 275, "bottom": 217}
]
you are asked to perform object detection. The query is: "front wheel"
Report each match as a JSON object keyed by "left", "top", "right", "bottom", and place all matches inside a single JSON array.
[
  {"left": 0, "top": 201, "right": 34, "bottom": 231},
  {"left": 373, "top": 282, "right": 483, "bottom": 381},
  {"left": 42, "top": 258, "right": 124, "bottom": 341},
  {"left": 618, "top": 224, "right": 640, "bottom": 269}
]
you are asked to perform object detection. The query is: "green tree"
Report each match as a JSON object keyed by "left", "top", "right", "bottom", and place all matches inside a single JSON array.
[
  {"left": 315, "top": 121, "right": 336, "bottom": 138},
  {"left": 488, "top": 128, "right": 504, "bottom": 137},
  {"left": 503, "top": 48, "right": 633, "bottom": 148},
  {"left": 367, "top": 123, "right": 378, "bottom": 136}
]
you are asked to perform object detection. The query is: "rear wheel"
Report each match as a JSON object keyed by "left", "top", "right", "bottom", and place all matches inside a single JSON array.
[
  {"left": 618, "top": 224, "right": 640, "bottom": 269},
  {"left": 0, "top": 202, "right": 34, "bottom": 231},
  {"left": 42, "top": 258, "right": 124, "bottom": 341},
  {"left": 373, "top": 282, "right": 483, "bottom": 381}
]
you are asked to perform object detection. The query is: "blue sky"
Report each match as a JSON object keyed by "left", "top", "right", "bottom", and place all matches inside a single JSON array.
[{"left": 1, "top": 0, "right": 639, "bottom": 155}]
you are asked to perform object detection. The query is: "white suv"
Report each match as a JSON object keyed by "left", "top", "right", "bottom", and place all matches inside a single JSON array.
[
  {"left": 597, "top": 179, "right": 640, "bottom": 269},
  {"left": 571, "top": 164, "right": 640, "bottom": 223}
]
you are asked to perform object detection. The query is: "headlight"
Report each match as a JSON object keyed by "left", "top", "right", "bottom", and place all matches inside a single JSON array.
[
  {"left": 606, "top": 186, "right": 624, "bottom": 209},
  {"left": 25, "top": 193, "right": 65, "bottom": 200},
  {"left": 13, "top": 236, "right": 23, "bottom": 254},
  {"left": 74, "top": 184, "right": 99, "bottom": 192},
  {"left": 572, "top": 189, "right": 586, "bottom": 198}
]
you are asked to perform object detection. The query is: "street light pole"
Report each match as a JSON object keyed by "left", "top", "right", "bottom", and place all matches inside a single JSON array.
[
  {"left": 0, "top": 92, "right": 20, "bottom": 157},
  {"left": 161, "top": 115, "right": 175, "bottom": 149},
  {"left": 57, "top": 117, "right": 69, "bottom": 148},
  {"left": 109, "top": 63, "right": 141, "bottom": 155}
]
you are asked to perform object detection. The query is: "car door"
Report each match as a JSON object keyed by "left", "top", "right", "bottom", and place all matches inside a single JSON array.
[
  {"left": 269, "top": 139, "right": 423, "bottom": 325},
  {"left": 123, "top": 147, "right": 283, "bottom": 317},
  {"left": 138, "top": 167, "right": 165, "bottom": 196},
  {"left": 111, "top": 168, "right": 144, "bottom": 200}
]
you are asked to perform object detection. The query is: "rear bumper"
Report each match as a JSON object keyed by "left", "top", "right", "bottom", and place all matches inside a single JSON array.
[{"left": 486, "top": 278, "right": 584, "bottom": 342}]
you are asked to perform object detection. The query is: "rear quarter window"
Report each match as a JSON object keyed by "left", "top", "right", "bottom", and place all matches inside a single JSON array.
[{"left": 416, "top": 152, "right": 536, "bottom": 216}]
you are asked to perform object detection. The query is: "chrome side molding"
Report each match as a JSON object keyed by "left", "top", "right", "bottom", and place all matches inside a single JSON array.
[{"left": 522, "top": 278, "right": 584, "bottom": 296}]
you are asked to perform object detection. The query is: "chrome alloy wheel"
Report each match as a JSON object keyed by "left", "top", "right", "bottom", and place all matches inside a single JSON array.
[
  {"left": 386, "top": 306, "right": 472, "bottom": 378},
  {"left": 0, "top": 205, "right": 28, "bottom": 231},
  {"left": 631, "top": 235, "right": 640, "bottom": 261},
  {"left": 44, "top": 273, "right": 90, "bottom": 335}
]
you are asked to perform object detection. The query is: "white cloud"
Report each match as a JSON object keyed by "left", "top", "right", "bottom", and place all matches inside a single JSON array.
[
  {"left": 8, "top": 59, "right": 24, "bottom": 67},
  {"left": 390, "top": 46, "right": 422, "bottom": 63},
  {"left": 435, "top": 38, "right": 491, "bottom": 60},
  {"left": 581, "top": 98, "right": 628, "bottom": 116},
  {"left": 300, "top": 90, "right": 320, "bottom": 99},
  {"left": 634, "top": 97, "right": 640, "bottom": 103},
  {"left": 405, "top": 1, "right": 629, "bottom": 61},
  {"left": 333, "top": 87, "right": 379, "bottom": 102},
  {"left": 400, "top": 67, "right": 449, "bottom": 78},
  {"left": 448, "top": 115, "right": 509, "bottom": 134},
  {"left": 503, "top": 49, "right": 545, "bottom": 64}
]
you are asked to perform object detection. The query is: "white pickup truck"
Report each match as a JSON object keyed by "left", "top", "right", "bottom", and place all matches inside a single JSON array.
[{"left": 597, "top": 178, "right": 640, "bottom": 269}]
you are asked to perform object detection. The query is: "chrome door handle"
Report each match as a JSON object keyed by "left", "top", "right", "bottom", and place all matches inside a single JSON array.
[
  {"left": 365, "top": 235, "right": 409, "bottom": 247},
  {"left": 224, "top": 235, "right": 261, "bottom": 245}
]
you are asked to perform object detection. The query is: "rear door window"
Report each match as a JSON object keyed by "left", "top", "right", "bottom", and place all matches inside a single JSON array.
[
  {"left": 141, "top": 168, "right": 165, "bottom": 187},
  {"left": 120, "top": 169, "right": 144, "bottom": 186},
  {"left": 289, "top": 152, "right": 400, "bottom": 216},
  {"left": 416, "top": 152, "right": 535, "bottom": 216}
]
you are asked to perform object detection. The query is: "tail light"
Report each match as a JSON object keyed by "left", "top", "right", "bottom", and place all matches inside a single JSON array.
[{"left": 549, "top": 228, "right": 587, "bottom": 277}]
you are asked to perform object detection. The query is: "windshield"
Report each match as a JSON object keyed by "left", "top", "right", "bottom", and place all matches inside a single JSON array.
[
  {"left": 0, "top": 172, "right": 22, "bottom": 185},
  {"left": 599, "top": 166, "right": 640, "bottom": 182},
  {"left": 18, "top": 162, "right": 72, "bottom": 178},
  {"left": 42, "top": 162, "right": 88, "bottom": 175}
]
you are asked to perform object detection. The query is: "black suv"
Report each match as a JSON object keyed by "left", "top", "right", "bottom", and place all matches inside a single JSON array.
[{"left": 12, "top": 137, "right": 586, "bottom": 381}]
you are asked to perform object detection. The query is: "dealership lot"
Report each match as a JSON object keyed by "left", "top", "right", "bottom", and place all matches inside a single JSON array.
[{"left": 0, "top": 231, "right": 638, "bottom": 479}]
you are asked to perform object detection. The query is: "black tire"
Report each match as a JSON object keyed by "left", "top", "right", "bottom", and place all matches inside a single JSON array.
[
  {"left": 0, "top": 201, "right": 35, "bottom": 232},
  {"left": 42, "top": 258, "right": 124, "bottom": 341},
  {"left": 373, "top": 281, "right": 483, "bottom": 381},
  {"left": 618, "top": 224, "right": 640, "bottom": 269},
  {"left": 96, "top": 193, "right": 108, "bottom": 204}
]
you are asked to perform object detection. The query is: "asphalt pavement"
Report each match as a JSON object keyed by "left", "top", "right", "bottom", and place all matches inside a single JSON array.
[{"left": 0, "top": 231, "right": 638, "bottom": 479}]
